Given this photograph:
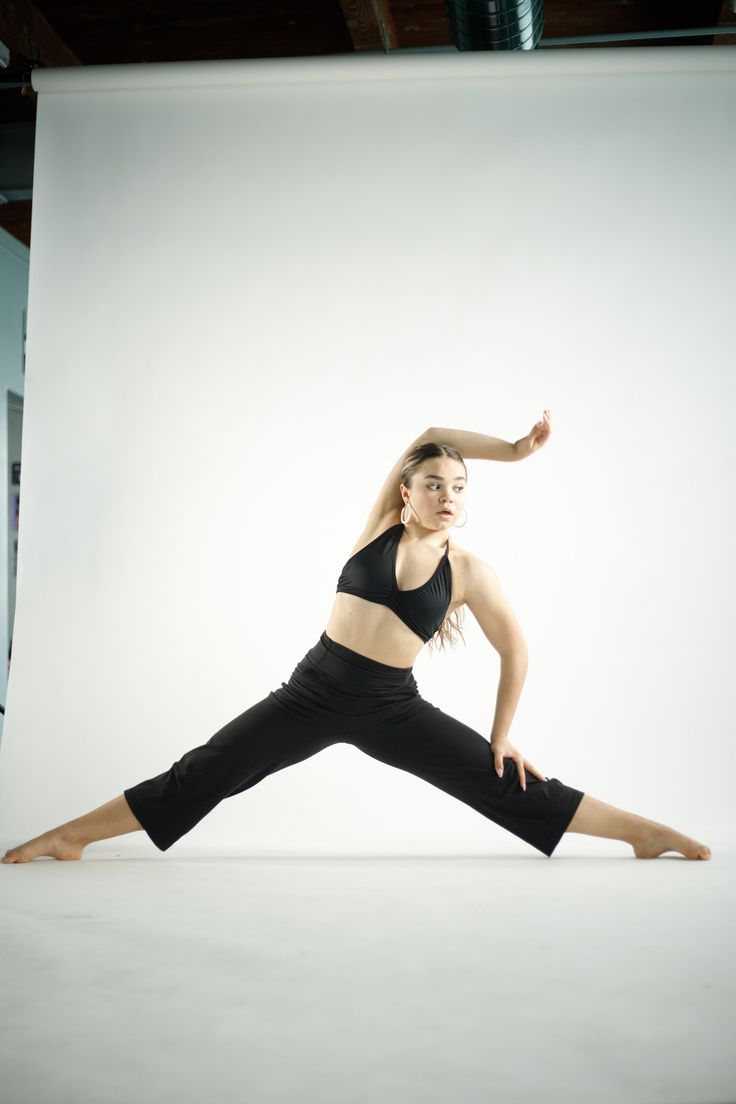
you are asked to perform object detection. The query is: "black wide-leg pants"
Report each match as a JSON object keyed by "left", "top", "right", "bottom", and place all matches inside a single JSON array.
[{"left": 123, "top": 631, "right": 585, "bottom": 857}]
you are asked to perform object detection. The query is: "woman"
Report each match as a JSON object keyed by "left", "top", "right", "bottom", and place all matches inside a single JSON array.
[{"left": 2, "top": 413, "right": 711, "bottom": 863}]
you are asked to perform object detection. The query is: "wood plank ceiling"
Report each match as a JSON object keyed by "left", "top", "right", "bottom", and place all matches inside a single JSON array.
[{"left": 1, "top": 0, "right": 735, "bottom": 247}]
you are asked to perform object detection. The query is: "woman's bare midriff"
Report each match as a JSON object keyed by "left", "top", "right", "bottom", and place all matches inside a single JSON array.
[{"left": 324, "top": 591, "right": 465, "bottom": 668}]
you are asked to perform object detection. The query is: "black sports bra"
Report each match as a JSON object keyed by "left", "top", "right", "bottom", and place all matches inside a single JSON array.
[{"left": 335, "top": 523, "right": 452, "bottom": 643}]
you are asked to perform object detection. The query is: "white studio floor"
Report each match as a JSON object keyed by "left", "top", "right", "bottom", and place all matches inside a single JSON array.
[{"left": 1, "top": 841, "right": 734, "bottom": 1104}]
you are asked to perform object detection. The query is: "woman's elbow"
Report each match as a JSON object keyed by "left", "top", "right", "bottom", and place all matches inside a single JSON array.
[{"left": 498, "top": 635, "right": 528, "bottom": 664}]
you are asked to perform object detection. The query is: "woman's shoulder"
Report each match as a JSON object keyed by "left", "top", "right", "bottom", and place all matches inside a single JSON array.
[
  {"left": 450, "top": 543, "right": 492, "bottom": 580},
  {"left": 447, "top": 541, "right": 499, "bottom": 610}
]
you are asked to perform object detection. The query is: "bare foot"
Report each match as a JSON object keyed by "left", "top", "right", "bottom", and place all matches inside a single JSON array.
[
  {"left": 2, "top": 828, "right": 86, "bottom": 863},
  {"left": 632, "top": 822, "right": 711, "bottom": 860}
]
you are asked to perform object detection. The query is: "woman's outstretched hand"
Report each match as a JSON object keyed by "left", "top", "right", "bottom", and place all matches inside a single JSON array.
[
  {"left": 490, "top": 737, "right": 548, "bottom": 792},
  {"left": 514, "top": 409, "right": 552, "bottom": 458}
]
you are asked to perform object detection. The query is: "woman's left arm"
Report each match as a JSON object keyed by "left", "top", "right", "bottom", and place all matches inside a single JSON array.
[
  {"left": 430, "top": 409, "right": 552, "bottom": 461},
  {"left": 462, "top": 553, "right": 548, "bottom": 791}
]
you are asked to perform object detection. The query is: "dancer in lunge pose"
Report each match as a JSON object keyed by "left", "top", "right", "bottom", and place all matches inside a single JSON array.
[{"left": 3, "top": 412, "right": 711, "bottom": 863}]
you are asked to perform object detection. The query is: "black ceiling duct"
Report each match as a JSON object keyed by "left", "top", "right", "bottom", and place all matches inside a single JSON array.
[{"left": 445, "top": 0, "right": 545, "bottom": 50}]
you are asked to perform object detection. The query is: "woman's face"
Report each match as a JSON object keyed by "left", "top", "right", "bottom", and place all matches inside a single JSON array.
[{"left": 401, "top": 457, "right": 467, "bottom": 530}]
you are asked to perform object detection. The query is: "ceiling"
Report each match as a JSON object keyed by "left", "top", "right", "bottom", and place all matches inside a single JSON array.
[{"left": 1, "top": 0, "right": 735, "bottom": 248}]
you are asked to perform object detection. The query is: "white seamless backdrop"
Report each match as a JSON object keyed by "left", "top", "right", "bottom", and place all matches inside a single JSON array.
[{"left": 1, "top": 48, "right": 733, "bottom": 855}]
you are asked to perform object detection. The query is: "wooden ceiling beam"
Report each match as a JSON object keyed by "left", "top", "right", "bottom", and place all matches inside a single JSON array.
[
  {"left": 0, "top": 197, "right": 31, "bottom": 247},
  {"left": 338, "top": 0, "right": 400, "bottom": 51},
  {"left": 0, "top": 0, "right": 81, "bottom": 67}
]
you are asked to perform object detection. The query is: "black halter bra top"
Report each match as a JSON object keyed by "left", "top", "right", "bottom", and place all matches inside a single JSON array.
[{"left": 335, "top": 523, "right": 452, "bottom": 643}]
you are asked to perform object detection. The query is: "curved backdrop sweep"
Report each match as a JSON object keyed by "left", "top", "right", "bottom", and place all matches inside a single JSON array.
[{"left": 0, "top": 47, "right": 733, "bottom": 855}]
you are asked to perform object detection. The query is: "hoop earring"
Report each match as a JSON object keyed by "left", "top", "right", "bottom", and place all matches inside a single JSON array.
[
  {"left": 400, "top": 501, "right": 412, "bottom": 525},
  {"left": 453, "top": 508, "right": 468, "bottom": 528}
]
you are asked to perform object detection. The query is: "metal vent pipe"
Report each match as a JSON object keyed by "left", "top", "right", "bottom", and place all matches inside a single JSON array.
[{"left": 446, "top": 0, "right": 545, "bottom": 51}]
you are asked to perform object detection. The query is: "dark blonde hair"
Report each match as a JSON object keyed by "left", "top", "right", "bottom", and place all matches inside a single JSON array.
[{"left": 400, "top": 441, "right": 468, "bottom": 655}]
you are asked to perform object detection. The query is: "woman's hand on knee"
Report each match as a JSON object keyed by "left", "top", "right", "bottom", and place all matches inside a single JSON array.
[{"left": 490, "top": 737, "right": 548, "bottom": 792}]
